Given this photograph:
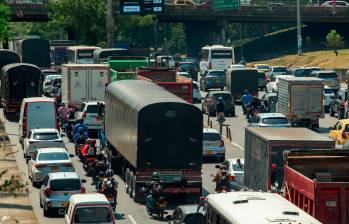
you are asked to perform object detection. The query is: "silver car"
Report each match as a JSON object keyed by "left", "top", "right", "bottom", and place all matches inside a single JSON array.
[
  {"left": 78, "top": 101, "right": 104, "bottom": 132},
  {"left": 248, "top": 113, "right": 291, "bottom": 127},
  {"left": 312, "top": 70, "right": 340, "bottom": 91},
  {"left": 203, "top": 128, "right": 225, "bottom": 162},
  {"left": 39, "top": 172, "right": 85, "bottom": 216}
]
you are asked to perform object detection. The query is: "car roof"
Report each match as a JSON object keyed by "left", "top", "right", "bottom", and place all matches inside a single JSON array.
[
  {"left": 178, "top": 204, "right": 205, "bottom": 215},
  {"left": 31, "top": 128, "right": 59, "bottom": 133},
  {"left": 210, "top": 91, "right": 231, "bottom": 95},
  {"left": 23, "top": 97, "right": 55, "bottom": 103},
  {"left": 258, "top": 113, "right": 287, "bottom": 118},
  {"left": 70, "top": 193, "right": 109, "bottom": 205},
  {"left": 203, "top": 128, "right": 220, "bottom": 134},
  {"left": 49, "top": 172, "right": 79, "bottom": 180},
  {"left": 37, "top": 147, "right": 67, "bottom": 153}
]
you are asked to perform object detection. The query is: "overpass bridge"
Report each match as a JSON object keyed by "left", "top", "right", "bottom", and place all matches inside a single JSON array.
[{"left": 6, "top": 1, "right": 349, "bottom": 23}]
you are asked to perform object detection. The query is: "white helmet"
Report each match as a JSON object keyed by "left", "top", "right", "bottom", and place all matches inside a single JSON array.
[{"left": 107, "top": 181, "right": 113, "bottom": 188}]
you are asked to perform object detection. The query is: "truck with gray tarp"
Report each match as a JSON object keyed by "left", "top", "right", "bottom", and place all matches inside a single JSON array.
[
  {"left": 104, "top": 80, "right": 203, "bottom": 202},
  {"left": 244, "top": 127, "right": 335, "bottom": 192}
]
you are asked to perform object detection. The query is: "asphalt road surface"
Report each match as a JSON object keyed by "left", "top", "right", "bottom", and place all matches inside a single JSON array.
[{"left": 2, "top": 90, "right": 338, "bottom": 224}]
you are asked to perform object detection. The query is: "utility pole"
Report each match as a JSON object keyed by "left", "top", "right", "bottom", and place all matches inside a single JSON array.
[
  {"left": 296, "top": 0, "right": 302, "bottom": 55},
  {"left": 106, "top": 0, "right": 115, "bottom": 48}
]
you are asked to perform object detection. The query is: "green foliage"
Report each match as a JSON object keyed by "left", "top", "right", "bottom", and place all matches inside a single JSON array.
[
  {"left": 326, "top": 29, "right": 345, "bottom": 50},
  {"left": 164, "top": 23, "right": 186, "bottom": 54},
  {"left": 0, "top": 0, "right": 10, "bottom": 40},
  {"left": 0, "top": 170, "right": 27, "bottom": 196}
]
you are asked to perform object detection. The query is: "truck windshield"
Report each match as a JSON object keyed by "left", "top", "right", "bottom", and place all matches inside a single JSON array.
[
  {"left": 262, "top": 117, "right": 289, "bottom": 124},
  {"left": 74, "top": 207, "right": 111, "bottom": 223}
]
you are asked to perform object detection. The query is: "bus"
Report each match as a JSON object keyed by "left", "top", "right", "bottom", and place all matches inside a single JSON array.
[
  {"left": 67, "top": 46, "right": 101, "bottom": 64},
  {"left": 199, "top": 192, "right": 321, "bottom": 224},
  {"left": 93, "top": 48, "right": 129, "bottom": 63},
  {"left": 200, "top": 45, "right": 235, "bottom": 72},
  {"left": 50, "top": 40, "right": 76, "bottom": 66}
]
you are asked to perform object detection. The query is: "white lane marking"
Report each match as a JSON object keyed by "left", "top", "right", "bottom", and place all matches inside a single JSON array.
[
  {"left": 127, "top": 215, "right": 138, "bottom": 224},
  {"left": 203, "top": 122, "right": 244, "bottom": 151}
]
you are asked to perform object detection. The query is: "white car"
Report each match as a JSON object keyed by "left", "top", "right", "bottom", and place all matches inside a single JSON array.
[
  {"left": 267, "top": 66, "right": 287, "bottom": 78},
  {"left": 24, "top": 128, "right": 63, "bottom": 159},
  {"left": 321, "top": 0, "right": 349, "bottom": 7},
  {"left": 78, "top": 101, "right": 104, "bottom": 132},
  {"left": 248, "top": 113, "right": 291, "bottom": 127},
  {"left": 192, "top": 81, "right": 202, "bottom": 103},
  {"left": 323, "top": 87, "right": 335, "bottom": 112},
  {"left": 266, "top": 75, "right": 279, "bottom": 93},
  {"left": 203, "top": 128, "right": 225, "bottom": 162},
  {"left": 28, "top": 148, "right": 74, "bottom": 187},
  {"left": 221, "top": 158, "right": 244, "bottom": 185}
]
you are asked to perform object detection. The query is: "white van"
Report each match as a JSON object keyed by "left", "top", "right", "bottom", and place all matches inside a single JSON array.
[
  {"left": 19, "top": 97, "right": 57, "bottom": 146},
  {"left": 64, "top": 193, "right": 115, "bottom": 224},
  {"left": 67, "top": 46, "right": 101, "bottom": 64},
  {"left": 200, "top": 45, "right": 235, "bottom": 72}
]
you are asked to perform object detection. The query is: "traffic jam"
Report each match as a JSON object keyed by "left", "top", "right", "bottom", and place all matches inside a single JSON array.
[{"left": 0, "top": 38, "right": 348, "bottom": 224}]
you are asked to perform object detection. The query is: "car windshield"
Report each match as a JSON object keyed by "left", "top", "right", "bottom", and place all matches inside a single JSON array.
[
  {"left": 232, "top": 163, "right": 244, "bottom": 171},
  {"left": 86, "top": 105, "right": 98, "bottom": 113},
  {"left": 324, "top": 89, "right": 334, "bottom": 94},
  {"left": 50, "top": 178, "right": 81, "bottom": 191},
  {"left": 38, "top": 152, "right": 69, "bottom": 161},
  {"left": 256, "top": 65, "right": 269, "bottom": 70},
  {"left": 317, "top": 72, "right": 337, "bottom": 78},
  {"left": 74, "top": 207, "right": 111, "bottom": 223},
  {"left": 273, "top": 67, "right": 287, "bottom": 72},
  {"left": 33, "top": 132, "right": 59, "bottom": 140},
  {"left": 262, "top": 117, "right": 289, "bottom": 124},
  {"left": 183, "top": 214, "right": 205, "bottom": 224},
  {"left": 213, "top": 94, "right": 232, "bottom": 101},
  {"left": 208, "top": 71, "right": 225, "bottom": 77},
  {"left": 203, "top": 133, "right": 220, "bottom": 141}
]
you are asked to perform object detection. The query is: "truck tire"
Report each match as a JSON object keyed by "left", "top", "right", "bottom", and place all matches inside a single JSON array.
[{"left": 125, "top": 168, "right": 130, "bottom": 194}]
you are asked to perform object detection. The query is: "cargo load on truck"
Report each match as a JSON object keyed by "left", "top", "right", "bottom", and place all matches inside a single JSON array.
[
  {"left": 278, "top": 76, "right": 324, "bottom": 129},
  {"left": 61, "top": 64, "right": 110, "bottom": 108},
  {"left": 105, "top": 80, "right": 202, "bottom": 202},
  {"left": 283, "top": 149, "right": 349, "bottom": 224},
  {"left": 244, "top": 127, "right": 335, "bottom": 192},
  {"left": 1, "top": 63, "right": 42, "bottom": 119},
  {"left": 137, "top": 67, "right": 193, "bottom": 103},
  {"left": 108, "top": 56, "right": 148, "bottom": 81},
  {"left": 226, "top": 68, "right": 259, "bottom": 103}
]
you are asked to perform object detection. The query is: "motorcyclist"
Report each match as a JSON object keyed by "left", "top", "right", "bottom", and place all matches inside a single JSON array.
[
  {"left": 58, "top": 102, "right": 69, "bottom": 123},
  {"left": 215, "top": 97, "right": 225, "bottom": 123},
  {"left": 81, "top": 139, "right": 96, "bottom": 157},
  {"left": 239, "top": 57, "right": 247, "bottom": 65},
  {"left": 90, "top": 154, "right": 107, "bottom": 185},
  {"left": 242, "top": 90, "right": 252, "bottom": 114},
  {"left": 73, "top": 119, "right": 88, "bottom": 137},
  {"left": 146, "top": 172, "right": 163, "bottom": 212},
  {"left": 212, "top": 165, "right": 230, "bottom": 192},
  {"left": 251, "top": 96, "right": 262, "bottom": 110},
  {"left": 73, "top": 127, "right": 88, "bottom": 155}
]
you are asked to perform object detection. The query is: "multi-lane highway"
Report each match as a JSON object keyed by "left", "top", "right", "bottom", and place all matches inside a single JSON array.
[{"left": 2, "top": 90, "right": 338, "bottom": 224}]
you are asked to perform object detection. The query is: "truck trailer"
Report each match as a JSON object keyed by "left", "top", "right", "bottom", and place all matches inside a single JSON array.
[
  {"left": 278, "top": 76, "right": 324, "bottom": 129},
  {"left": 105, "top": 80, "right": 203, "bottom": 202},
  {"left": 244, "top": 127, "right": 335, "bottom": 192},
  {"left": 284, "top": 149, "right": 349, "bottom": 224}
]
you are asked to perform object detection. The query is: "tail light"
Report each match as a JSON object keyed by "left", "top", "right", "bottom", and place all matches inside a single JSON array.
[
  {"left": 221, "top": 186, "right": 227, "bottom": 192},
  {"left": 96, "top": 116, "right": 101, "bottom": 122},
  {"left": 209, "top": 62, "right": 212, "bottom": 69},
  {"left": 220, "top": 139, "right": 224, "bottom": 147},
  {"left": 44, "top": 188, "right": 51, "bottom": 197},
  {"left": 199, "top": 196, "right": 207, "bottom": 201},
  {"left": 342, "top": 132, "right": 347, "bottom": 139},
  {"left": 264, "top": 75, "right": 269, "bottom": 81},
  {"left": 35, "top": 164, "right": 47, "bottom": 169},
  {"left": 82, "top": 111, "right": 87, "bottom": 118},
  {"left": 80, "top": 186, "right": 86, "bottom": 193},
  {"left": 63, "top": 163, "right": 73, "bottom": 167},
  {"left": 272, "top": 164, "right": 278, "bottom": 169},
  {"left": 229, "top": 175, "right": 235, "bottom": 181}
]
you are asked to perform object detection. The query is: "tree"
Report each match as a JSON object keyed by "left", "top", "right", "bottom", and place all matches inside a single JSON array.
[
  {"left": 0, "top": 0, "right": 10, "bottom": 41},
  {"left": 164, "top": 23, "right": 186, "bottom": 55},
  {"left": 326, "top": 29, "right": 345, "bottom": 50}
]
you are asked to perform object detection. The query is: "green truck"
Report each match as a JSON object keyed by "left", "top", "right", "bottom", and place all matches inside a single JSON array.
[{"left": 107, "top": 56, "right": 148, "bottom": 81}]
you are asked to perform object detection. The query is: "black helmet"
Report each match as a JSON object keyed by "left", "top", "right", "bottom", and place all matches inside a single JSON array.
[
  {"left": 218, "top": 97, "right": 223, "bottom": 102},
  {"left": 152, "top": 172, "right": 160, "bottom": 180},
  {"left": 98, "top": 171, "right": 104, "bottom": 177},
  {"left": 106, "top": 169, "right": 114, "bottom": 178}
]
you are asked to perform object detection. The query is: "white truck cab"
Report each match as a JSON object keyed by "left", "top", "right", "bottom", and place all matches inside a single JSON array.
[{"left": 65, "top": 193, "right": 115, "bottom": 224}]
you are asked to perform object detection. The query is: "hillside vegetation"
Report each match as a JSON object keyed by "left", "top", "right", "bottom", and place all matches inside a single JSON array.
[{"left": 250, "top": 49, "right": 349, "bottom": 69}]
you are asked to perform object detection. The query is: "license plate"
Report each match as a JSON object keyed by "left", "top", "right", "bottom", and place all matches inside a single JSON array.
[
  {"left": 205, "top": 150, "right": 216, "bottom": 155},
  {"left": 61, "top": 201, "right": 69, "bottom": 207},
  {"left": 51, "top": 166, "right": 59, "bottom": 172},
  {"left": 58, "top": 208, "right": 66, "bottom": 215}
]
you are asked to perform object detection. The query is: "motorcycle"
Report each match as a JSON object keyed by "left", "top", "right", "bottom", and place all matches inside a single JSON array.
[
  {"left": 98, "top": 178, "right": 118, "bottom": 208},
  {"left": 216, "top": 112, "right": 225, "bottom": 126},
  {"left": 146, "top": 196, "right": 167, "bottom": 219}
]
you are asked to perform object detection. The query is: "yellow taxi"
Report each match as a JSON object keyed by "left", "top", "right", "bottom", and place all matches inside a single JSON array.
[{"left": 329, "top": 119, "right": 349, "bottom": 144}]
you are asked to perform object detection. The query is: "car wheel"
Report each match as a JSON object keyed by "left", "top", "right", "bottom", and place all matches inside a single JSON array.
[
  {"left": 43, "top": 205, "right": 51, "bottom": 217},
  {"left": 330, "top": 107, "right": 335, "bottom": 117},
  {"left": 40, "top": 195, "right": 43, "bottom": 208}
]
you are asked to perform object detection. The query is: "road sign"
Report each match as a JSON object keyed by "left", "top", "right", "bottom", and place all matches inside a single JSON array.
[
  {"left": 120, "top": 0, "right": 164, "bottom": 15},
  {"left": 213, "top": 0, "right": 239, "bottom": 11}
]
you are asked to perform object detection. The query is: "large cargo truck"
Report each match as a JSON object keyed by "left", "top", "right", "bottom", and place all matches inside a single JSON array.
[
  {"left": 1, "top": 63, "right": 42, "bottom": 119},
  {"left": 105, "top": 80, "right": 203, "bottom": 202},
  {"left": 61, "top": 64, "right": 110, "bottom": 108},
  {"left": 137, "top": 67, "right": 193, "bottom": 103},
  {"left": 108, "top": 56, "right": 148, "bottom": 81},
  {"left": 244, "top": 127, "right": 335, "bottom": 192},
  {"left": 225, "top": 68, "right": 259, "bottom": 104},
  {"left": 278, "top": 76, "right": 324, "bottom": 129},
  {"left": 283, "top": 149, "right": 349, "bottom": 224}
]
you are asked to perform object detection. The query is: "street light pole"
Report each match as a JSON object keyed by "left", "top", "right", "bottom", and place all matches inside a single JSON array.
[
  {"left": 297, "top": 0, "right": 302, "bottom": 55},
  {"left": 106, "top": 0, "right": 115, "bottom": 48}
]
